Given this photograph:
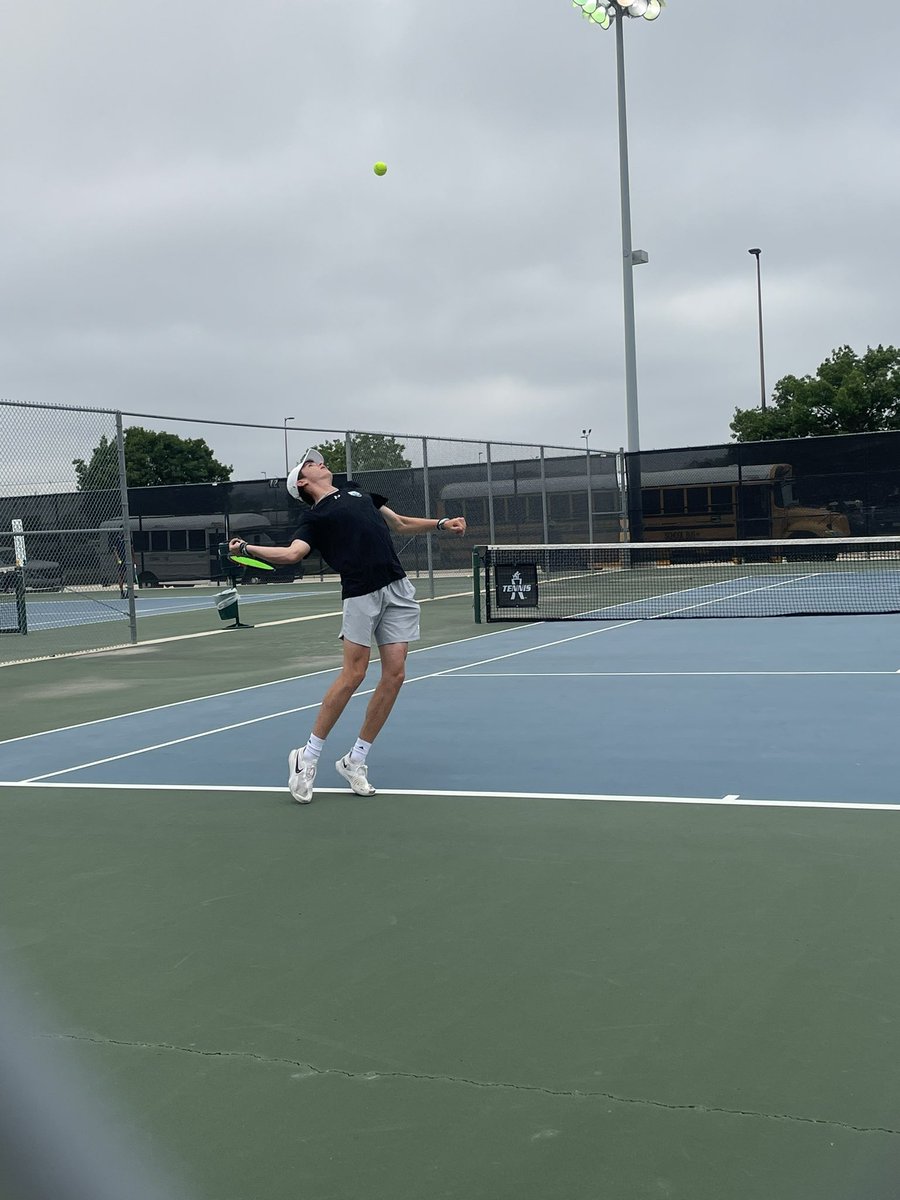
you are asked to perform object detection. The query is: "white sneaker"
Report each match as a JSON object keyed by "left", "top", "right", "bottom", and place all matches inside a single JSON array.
[
  {"left": 288, "top": 749, "right": 316, "bottom": 804},
  {"left": 336, "top": 755, "right": 376, "bottom": 796}
]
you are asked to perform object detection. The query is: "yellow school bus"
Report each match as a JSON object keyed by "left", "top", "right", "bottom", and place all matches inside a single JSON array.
[
  {"left": 638, "top": 464, "right": 849, "bottom": 540},
  {"left": 437, "top": 463, "right": 848, "bottom": 560}
]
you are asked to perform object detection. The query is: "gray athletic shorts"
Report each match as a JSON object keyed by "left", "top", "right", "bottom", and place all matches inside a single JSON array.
[{"left": 341, "top": 577, "right": 420, "bottom": 647}]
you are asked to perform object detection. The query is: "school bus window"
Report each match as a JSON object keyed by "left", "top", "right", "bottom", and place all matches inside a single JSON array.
[
  {"left": 570, "top": 493, "right": 587, "bottom": 519},
  {"left": 642, "top": 489, "right": 661, "bottom": 516},
  {"left": 741, "top": 487, "right": 767, "bottom": 519},
  {"left": 150, "top": 530, "right": 168, "bottom": 551},
  {"left": 550, "top": 494, "right": 569, "bottom": 520},
  {"left": 188, "top": 530, "right": 206, "bottom": 551},
  {"left": 776, "top": 480, "right": 797, "bottom": 507},
  {"left": 169, "top": 530, "right": 187, "bottom": 551},
  {"left": 133, "top": 531, "right": 149, "bottom": 552},
  {"left": 663, "top": 489, "right": 684, "bottom": 516},
  {"left": 686, "top": 487, "right": 708, "bottom": 514},
  {"left": 710, "top": 486, "right": 733, "bottom": 513},
  {"left": 464, "top": 499, "right": 486, "bottom": 525}
]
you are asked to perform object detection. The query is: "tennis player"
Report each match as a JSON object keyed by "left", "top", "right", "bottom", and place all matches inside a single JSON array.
[{"left": 228, "top": 448, "right": 466, "bottom": 803}]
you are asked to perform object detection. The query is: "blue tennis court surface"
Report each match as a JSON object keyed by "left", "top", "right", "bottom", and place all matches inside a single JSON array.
[
  {"left": 3, "top": 615, "right": 898, "bottom": 807},
  {"left": 13, "top": 588, "right": 336, "bottom": 630},
  {"left": 571, "top": 566, "right": 900, "bottom": 618}
]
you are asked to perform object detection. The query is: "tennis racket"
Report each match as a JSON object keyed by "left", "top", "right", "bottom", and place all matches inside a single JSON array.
[{"left": 217, "top": 542, "right": 275, "bottom": 572}]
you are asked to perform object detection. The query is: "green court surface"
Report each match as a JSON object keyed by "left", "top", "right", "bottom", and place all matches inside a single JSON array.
[
  {"left": 0, "top": 580, "right": 474, "bottom": 740},
  {"left": 0, "top": 574, "right": 470, "bottom": 668},
  {"left": 2, "top": 591, "right": 900, "bottom": 1199},
  {"left": 2, "top": 790, "right": 899, "bottom": 1200}
]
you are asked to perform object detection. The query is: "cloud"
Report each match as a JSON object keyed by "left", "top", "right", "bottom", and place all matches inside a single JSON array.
[{"left": 1, "top": 0, "right": 898, "bottom": 472}]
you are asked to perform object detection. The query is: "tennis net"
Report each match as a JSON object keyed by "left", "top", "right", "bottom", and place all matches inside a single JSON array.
[{"left": 479, "top": 537, "right": 900, "bottom": 621}]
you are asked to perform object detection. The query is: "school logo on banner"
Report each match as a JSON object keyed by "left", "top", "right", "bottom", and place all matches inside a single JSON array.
[{"left": 495, "top": 563, "right": 538, "bottom": 608}]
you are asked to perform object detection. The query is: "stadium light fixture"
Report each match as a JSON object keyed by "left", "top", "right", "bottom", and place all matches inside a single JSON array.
[{"left": 569, "top": 0, "right": 666, "bottom": 452}]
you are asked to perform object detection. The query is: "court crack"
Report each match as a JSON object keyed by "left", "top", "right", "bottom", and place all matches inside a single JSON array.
[{"left": 49, "top": 1034, "right": 900, "bottom": 1137}]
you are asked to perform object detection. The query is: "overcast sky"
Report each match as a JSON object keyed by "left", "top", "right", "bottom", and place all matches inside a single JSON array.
[{"left": 2, "top": 0, "right": 898, "bottom": 480}]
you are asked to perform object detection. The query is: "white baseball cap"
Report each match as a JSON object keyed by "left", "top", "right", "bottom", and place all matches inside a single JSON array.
[{"left": 286, "top": 448, "right": 326, "bottom": 500}]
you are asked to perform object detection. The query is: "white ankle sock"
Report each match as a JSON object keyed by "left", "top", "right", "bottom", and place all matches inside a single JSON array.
[
  {"left": 348, "top": 738, "right": 372, "bottom": 765},
  {"left": 302, "top": 734, "right": 325, "bottom": 763}
]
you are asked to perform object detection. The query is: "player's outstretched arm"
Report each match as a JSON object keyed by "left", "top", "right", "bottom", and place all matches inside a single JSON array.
[
  {"left": 227, "top": 537, "right": 312, "bottom": 565},
  {"left": 379, "top": 507, "right": 467, "bottom": 537}
]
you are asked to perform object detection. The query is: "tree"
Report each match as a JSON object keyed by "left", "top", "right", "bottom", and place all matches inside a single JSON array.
[
  {"left": 74, "top": 426, "right": 232, "bottom": 489},
  {"left": 731, "top": 345, "right": 900, "bottom": 441},
  {"left": 312, "top": 433, "right": 412, "bottom": 473}
]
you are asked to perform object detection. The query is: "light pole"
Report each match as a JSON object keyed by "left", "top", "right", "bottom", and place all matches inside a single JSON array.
[
  {"left": 748, "top": 249, "right": 767, "bottom": 411},
  {"left": 283, "top": 417, "right": 295, "bottom": 475},
  {"left": 582, "top": 428, "right": 592, "bottom": 452},
  {"left": 569, "top": 0, "right": 662, "bottom": 453}
]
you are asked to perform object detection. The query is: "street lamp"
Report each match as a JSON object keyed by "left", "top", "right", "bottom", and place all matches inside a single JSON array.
[
  {"left": 283, "top": 417, "right": 295, "bottom": 475},
  {"left": 748, "top": 249, "right": 767, "bottom": 411},
  {"left": 569, "top": 0, "right": 663, "bottom": 453}
]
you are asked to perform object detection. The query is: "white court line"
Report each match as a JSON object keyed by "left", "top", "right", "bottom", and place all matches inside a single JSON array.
[
  {"left": 22, "top": 628, "right": 599, "bottom": 781},
  {"left": 519, "top": 569, "right": 820, "bottom": 625},
  {"left": 20, "top": 592, "right": 321, "bottom": 629},
  {"left": 129, "top": 591, "right": 338, "bottom": 618},
  {"left": 2, "top": 778, "right": 899, "bottom": 812},
  {"left": 0, "top": 588, "right": 472, "bottom": 669},
  {"left": 651, "top": 571, "right": 825, "bottom": 616},
  {"left": 566, "top": 574, "right": 753, "bottom": 618},
  {"left": 19, "top": 620, "right": 647, "bottom": 781},
  {"left": 428, "top": 621, "right": 643, "bottom": 678},
  {"left": 596, "top": 571, "right": 823, "bottom": 620},
  {"left": 437, "top": 670, "right": 899, "bottom": 677},
  {"left": 0, "top": 610, "right": 523, "bottom": 749}
]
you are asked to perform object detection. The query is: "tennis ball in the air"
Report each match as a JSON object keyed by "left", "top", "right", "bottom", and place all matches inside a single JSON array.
[{"left": 373, "top": 162, "right": 388, "bottom": 176}]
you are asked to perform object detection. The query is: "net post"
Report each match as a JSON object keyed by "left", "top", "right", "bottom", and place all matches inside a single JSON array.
[
  {"left": 15, "top": 566, "right": 28, "bottom": 635},
  {"left": 9, "top": 519, "right": 28, "bottom": 634},
  {"left": 472, "top": 547, "right": 483, "bottom": 624}
]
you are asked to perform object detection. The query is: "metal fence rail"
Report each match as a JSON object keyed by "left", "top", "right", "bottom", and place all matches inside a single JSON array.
[{"left": 0, "top": 399, "right": 623, "bottom": 664}]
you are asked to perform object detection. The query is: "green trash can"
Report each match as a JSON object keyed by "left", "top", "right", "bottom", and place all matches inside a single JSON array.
[{"left": 215, "top": 588, "right": 251, "bottom": 629}]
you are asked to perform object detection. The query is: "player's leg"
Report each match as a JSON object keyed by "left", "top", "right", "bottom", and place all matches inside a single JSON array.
[
  {"left": 336, "top": 580, "right": 419, "bottom": 796},
  {"left": 335, "top": 641, "right": 407, "bottom": 797},
  {"left": 312, "top": 638, "right": 371, "bottom": 740},
  {"left": 288, "top": 596, "right": 377, "bottom": 804},
  {"left": 358, "top": 640, "right": 409, "bottom": 742}
]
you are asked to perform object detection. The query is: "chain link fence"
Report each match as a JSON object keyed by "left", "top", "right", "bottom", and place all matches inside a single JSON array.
[
  {"left": 623, "top": 432, "right": 900, "bottom": 544},
  {"left": 0, "top": 400, "right": 623, "bottom": 664},
  {"left": 1, "top": 402, "right": 136, "bottom": 663},
  {"left": 7, "top": 399, "right": 898, "bottom": 665}
]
